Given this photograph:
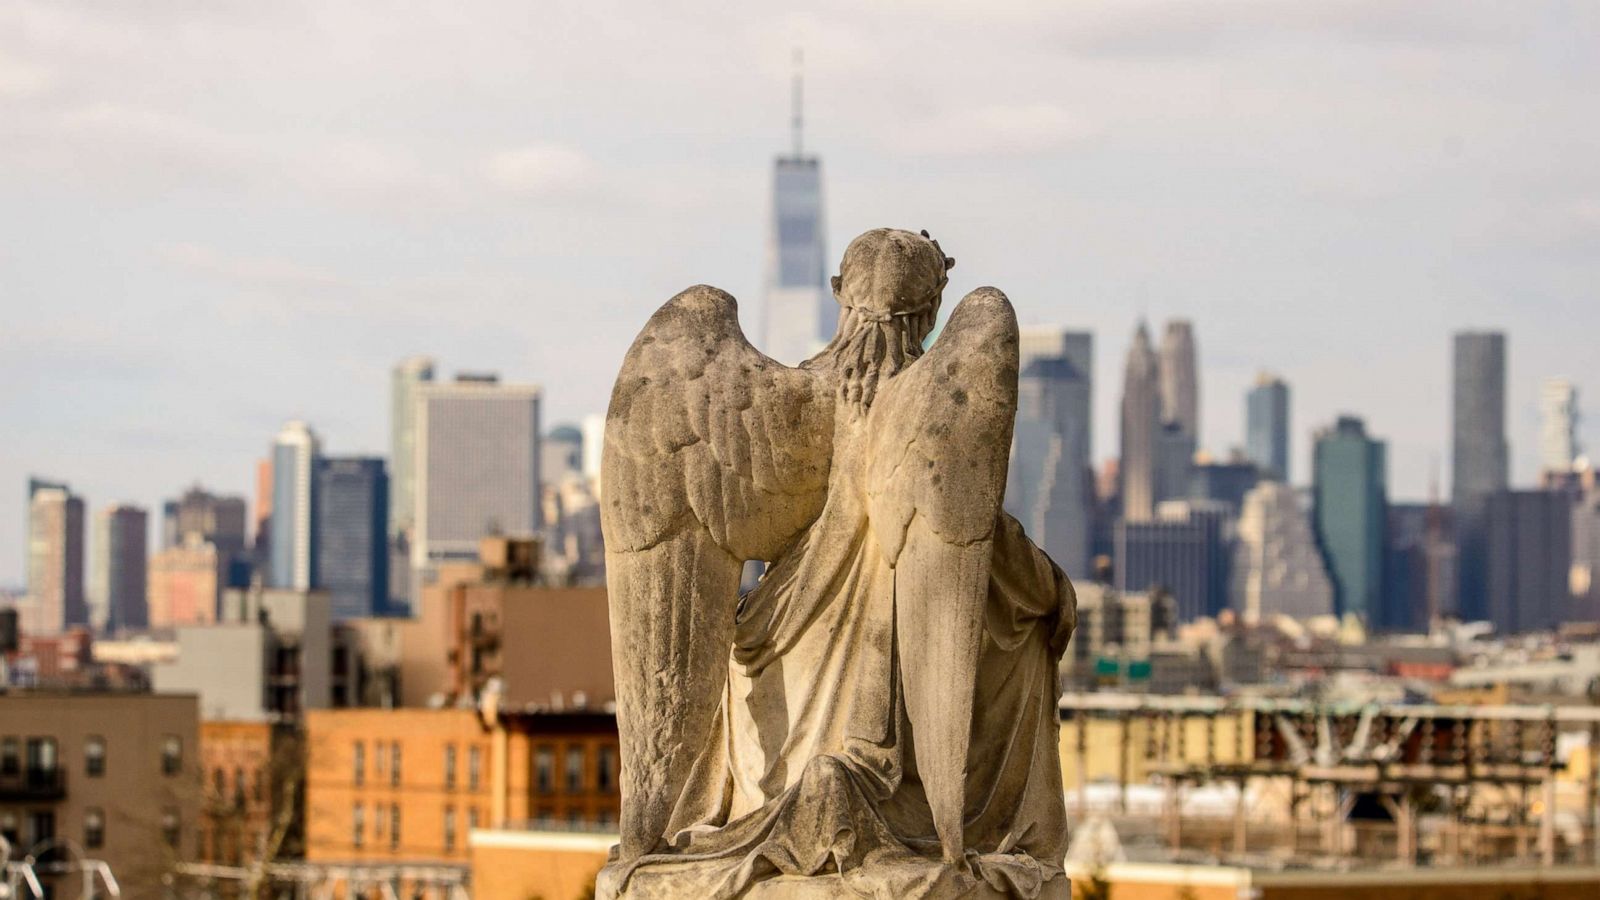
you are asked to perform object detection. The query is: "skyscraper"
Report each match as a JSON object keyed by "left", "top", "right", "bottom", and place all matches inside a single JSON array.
[
  {"left": 162, "top": 486, "right": 247, "bottom": 555},
  {"left": 1232, "top": 482, "right": 1335, "bottom": 623},
  {"left": 1245, "top": 373, "right": 1290, "bottom": 481},
  {"left": 414, "top": 375, "right": 542, "bottom": 574},
  {"left": 1119, "top": 322, "right": 1160, "bottom": 522},
  {"left": 271, "top": 420, "right": 322, "bottom": 590},
  {"left": 1452, "top": 331, "right": 1508, "bottom": 621},
  {"left": 1005, "top": 328, "right": 1093, "bottom": 577},
  {"left": 1486, "top": 489, "right": 1572, "bottom": 634},
  {"left": 24, "top": 478, "right": 86, "bottom": 635},
  {"left": 1540, "top": 378, "right": 1580, "bottom": 477},
  {"left": 762, "top": 57, "right": 833, "bottom": 364},
  {"left": 390, "top": 355, "right": 436, "bottom": 538},
  {"left": 1312, "top": 416, "right": 1388, "bottom": 622},
  {"left": 315, "top": 457, "right": 389, "bottom": 620},
  {"left": 90, "top": 504, "right": 148, "bottom": 633},
  {"left": 1156, "top": 321, "right": 1199, "bottom": 503}
]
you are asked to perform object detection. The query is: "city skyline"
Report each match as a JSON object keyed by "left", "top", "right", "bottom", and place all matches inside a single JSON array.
[{"left": 5, "top": 3, "right": 1600, "bottom": 583}]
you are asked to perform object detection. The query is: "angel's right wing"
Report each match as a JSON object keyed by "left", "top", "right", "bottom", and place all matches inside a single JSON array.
[
  {"left": 864, "top": 286, "right": 1020, "bottom": 864},
  {"left": 601, "top": 284, "right": 834, "bottom": 858}
]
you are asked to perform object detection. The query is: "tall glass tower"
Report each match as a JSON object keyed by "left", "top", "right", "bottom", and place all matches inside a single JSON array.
[
  {"left": 762, "top": 54, "right": 833, "bottom": 364},
  {"left": 1312, "top": 416, "right": 1388, "bottom": 622},
  {"left": 1246, "top": 373, "right": 1291, "bottom": 481},
  {"left": 1452, "top": 331, "right": 1508, "bottom": 621}
]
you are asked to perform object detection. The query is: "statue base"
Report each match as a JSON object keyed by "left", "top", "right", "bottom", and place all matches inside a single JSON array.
[{"left": 602, "top": 855, "right": 1070, "bottom": 899}]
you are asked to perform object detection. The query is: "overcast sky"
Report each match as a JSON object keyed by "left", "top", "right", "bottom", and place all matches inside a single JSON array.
[{"left": 3, "top": 1, "right": 1598, "bottom": 585}]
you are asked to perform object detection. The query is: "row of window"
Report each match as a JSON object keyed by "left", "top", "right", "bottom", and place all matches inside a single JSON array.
[
  {"left": 345, "top": 740, "right": 618, "bottom": 795},
  {"left": 0, "top": 807, "right": 181, "bottom": 850},
  {"left": 348, "top": 802, "right": 484, "bottom": 852},
  {"left": 351, "top": 740, "right": 402, "bottom": 788},
  {"left": 209, "top": 765, "right": 267, "bottom": 805},
  {"left": 533, "top": 744, "right": 616, "bottom": 795},
  {"left": 0, "top": 734, "right": 183, "bottom": 777}
]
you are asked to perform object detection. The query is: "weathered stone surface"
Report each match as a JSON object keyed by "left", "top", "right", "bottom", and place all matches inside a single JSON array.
[{"left": 599, "top": 228, "right": 1077, "bottom": 898}]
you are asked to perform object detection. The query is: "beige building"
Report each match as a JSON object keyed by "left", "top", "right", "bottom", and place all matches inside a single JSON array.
[
  {"left": 148, "top": 534, "right": 224, "bottom": 628},
  {"left": 394, "top": 539, "right": 613, "bottom": 711},
  {"left": 0, "top": 692, "right": 201, "bottom": 899}
]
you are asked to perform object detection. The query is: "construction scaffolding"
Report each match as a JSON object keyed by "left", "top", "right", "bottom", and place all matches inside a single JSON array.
[{"left": 1060, "top": 692, "right": 1600, "bottom": 868}]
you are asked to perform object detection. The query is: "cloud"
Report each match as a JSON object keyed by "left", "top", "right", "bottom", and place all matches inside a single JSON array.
[
  {"left": 483, "top": 144, "right": 600, "bottom": 196},
  {"left": 156, "top": 242, "right": 351, "bottom": 292}
]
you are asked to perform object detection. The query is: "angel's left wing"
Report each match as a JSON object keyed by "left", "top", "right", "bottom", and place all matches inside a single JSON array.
[{"left": 864, "top": 286, "right": 1020, "bottom": 864}]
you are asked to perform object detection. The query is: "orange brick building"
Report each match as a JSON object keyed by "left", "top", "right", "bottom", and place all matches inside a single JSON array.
[
  {"left": 304, "top": 707, "right": 618, "bottom": 866},
  {"left": 197, "top": 720, "right": 300, "bottom": 866}
]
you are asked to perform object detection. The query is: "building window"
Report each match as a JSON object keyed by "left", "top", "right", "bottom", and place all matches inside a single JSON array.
[
  {"left": 597, "top": 746, "right": 617, "bottom": 794},
  {"left": 161, "top": 808, "right": 180, "bottom": 848},
  {"left": 85, "top": 736, "right": 106, "bottom": 777},
  {"left": 467, "top": 745, "right": 481, "bottom": 791},
  {"left": 353, "top": 741, "right": 365, "bottom": 787},
  {"left": 390, "top": 741, "right": 401, "bottom": 787},
  {"left": 1, "top": 810, "right": 18, "bottom": 845},
  {"left": 442, "top": 807, "right": 456, "bottom": 852},
  {"left": 26, "top": 737, "right": 58, "bottom": 773},
  {"left": 162, "top": 735, "right": 182, "bottom": 776},
  {"left": 468, "top": 807, "right": 480, "bottom": 832},
  {"left": 443, "top": 744, "right": 456, "bottom": 790},
  {"left": 213, "top": 768, "right": 227, "bottom": 799},
  {"left": 27, "top": 811, "right": 54, "bottom": 848},
  {"left": 0, "top": 738, "right": 17, "bottom": 775},
  {"left": 390, "top": 803, "right": 400, "bottom": 851},
  {"left": 535, "top": 746, "right": 554, "bottom": 794},
  {"left": 565, "top": 746, "right": 585, "bottom": 794},
  {"left": 234, "top": 767, "right": 246, "bottom": 807},
  {"left": 84, "top": 808, "right": 104, "bottom": 849},
  {"left": 254, "top": 768, "right": 266, "bottom": 803}
]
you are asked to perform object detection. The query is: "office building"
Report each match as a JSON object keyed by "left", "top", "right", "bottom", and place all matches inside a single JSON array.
[
  {"left": 1312, "top": 416, "right": 1388, "bottom": 622},
  {"left": 315, "top": 457, "right": 389, "bottom": 620},
  {"left": 1006, "top": 331, "right": 1094, "bottom": 577},
  {"left": 23, "top": 478, "right": 86, "bottom": 635},
  {"left": 162, "top": 486, "right": 248, "bottom": 556},
  {"left": 1189, "top": 457, "right": 1260, "bottom": 512},
  {"left": 1245, "top": 374, "right": 1291, "bottom": 481},
  {"left": 0, "top": 692, "right": 201, "bottom": 892},
  {"left": 390, "top": 355, "right": 436, "bottom": 538},
  {"left": 1385, "top": 503, "right": 1454, "bottom": 632},
  {"left": 1119, "top": 323, "right": 1160, "bottom": 522},
  {"left": 542, "top": 424, "right": 585, "bottom": 486},
  {"left": 414, "top": 376, "right": 541, "bottom": 574},
  {"left": 1486, "top": 489, "right": 1573, "bottom": 634},
  {"left": 1114, "top": 500, "right": 1232, "bottom": 621},
  {"left": 154, "top": 584, "right": 349, "bottom": 719},
  {"left": 580, "top": 414, "right": 605, "bottom": 490},
  {"left": 1231, "top": 482, "right": 1335, "bottom": 623},
  {"left": 761, "top": 62, "right": 833, "bottom": 364},
  {"left": 1573, "top": 479, "right": 1600, "bottom": 621},
  {"left": 1540, "top": 378, "right": 1580, "bottom": 476},
  {"left": 1156, "top": 321, "right": 1199, "bottom": 503},
  {"left": 90, "top": 504, "right": 147, "bottom": 633},
  {"left": 270, "top": 421, "right": 322, "bottom": 590},
  {"left": 1452, "top": 331, "right": 1508, "bottom": 621},
  {"left": 148, "top": 535, "right": 225, "bottom": 628}
]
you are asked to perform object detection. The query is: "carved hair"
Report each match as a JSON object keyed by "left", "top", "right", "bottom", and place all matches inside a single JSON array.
[{"left": 814, "top": 229, "right": 955, "bottom": 410}]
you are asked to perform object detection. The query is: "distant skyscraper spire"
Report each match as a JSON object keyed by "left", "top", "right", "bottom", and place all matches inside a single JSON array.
[
  {"left": 1120, "top": 321, "right": 1160, "bottom": 522},
  {"left": 762, "top": 54, "right": 832, "bottom": 364}
]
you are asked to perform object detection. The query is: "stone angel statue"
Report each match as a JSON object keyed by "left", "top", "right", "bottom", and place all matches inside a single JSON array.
[{"left": 597, "top": 228, "right": 1077, "bottom": 899}]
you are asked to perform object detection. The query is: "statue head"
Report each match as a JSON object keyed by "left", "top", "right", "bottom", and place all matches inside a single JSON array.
[
  {"left": 831, "top": 228, "right": 955, "bottom": 345},
  {"left": 821, "top": 228, "right": 956, "bottom": 408}
]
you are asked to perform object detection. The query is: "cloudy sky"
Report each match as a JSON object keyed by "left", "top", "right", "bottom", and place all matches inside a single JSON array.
[{"left": 3, "top": 1, "right": 1598, "bottom": 584}]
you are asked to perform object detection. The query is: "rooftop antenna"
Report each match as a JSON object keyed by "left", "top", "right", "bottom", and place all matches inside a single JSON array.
[{"left": 791, "top": 48, "right": 804, "bottom": 158}]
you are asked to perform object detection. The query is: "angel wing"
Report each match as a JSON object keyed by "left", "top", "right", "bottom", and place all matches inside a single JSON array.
[
  {"left": 601, "top": 284, "right": 834, "bottom": 858},
  {"left": 865, "top": 286, "right": 1020, "bottom": 863}
]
